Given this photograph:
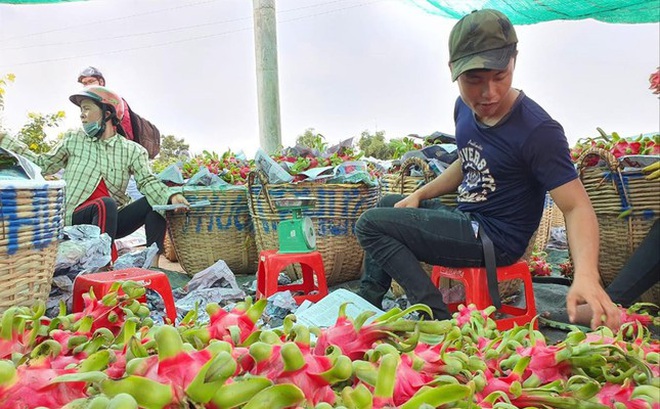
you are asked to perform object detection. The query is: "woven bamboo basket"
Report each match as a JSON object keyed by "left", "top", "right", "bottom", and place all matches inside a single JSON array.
[
  {"left": 380, "top": 157, "right": 433, "bottom": 197},
  {"left": 399, "top": 157, "right": 459, "bottom": 206},
  {"left": 162, "top": 230, "right": 177, "bottom": 262},
  {"left": 247, "top": 171, "right": 380, "bottom": 286},
  {"left": 0, "top": 180, "right": 65, "bottom": 313},
  {"left": 166, "top": 187, "right": 258, "bottom": 275},
  {"left": 532, "top": 193, "right": 554, "bottom": 252},
  {"left": 550, "top": 200, "right": 565, "bottom": 230},
  {"left": 387, "top": 157, "right": 525, "bottom": 299},
  {"left": 532, "top": 193, "right": 566, "bottom": 252},
  {"left": 577, "top": 147, "right": 659, "bottom": 303},
  {"left": 381, "top": 157, "right": 458, "bottom": 203}
]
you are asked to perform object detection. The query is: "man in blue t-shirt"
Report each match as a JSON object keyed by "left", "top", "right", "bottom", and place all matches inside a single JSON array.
[{"left": 356, "top": 9, "right": 620, "bottom": 331}]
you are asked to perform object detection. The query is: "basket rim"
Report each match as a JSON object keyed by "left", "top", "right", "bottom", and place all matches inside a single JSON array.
[{"left": 0, "top": 179, "right": 66, "bottom": 189}]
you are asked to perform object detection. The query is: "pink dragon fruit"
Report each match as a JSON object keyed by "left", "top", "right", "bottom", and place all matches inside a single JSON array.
[
  {"left": 0, "top": 357, "right": 88, "bottom": 408},
  {"left": 514, "top": 340, "right": 573, "bottom": 384},
  {"left": 527, "top": 252, "right": 552, "bottom": 277},
  {"left": 314, "top": 303, "right": 452, "bottom": 360},
  {"left": 595, "top": 380, "right": 656, "bottom": 409},
  {"left": 180, "top": 298, "right": 266, "bottom": 347},
  {"left": 248, "top": 334, "right": 351, "bottom": 406},
  {"left": 94, "top": 325, "right": 237, "bottom": 408}
]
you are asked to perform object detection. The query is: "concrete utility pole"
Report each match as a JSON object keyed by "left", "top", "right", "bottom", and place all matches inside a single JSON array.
[{"left": 253, "top": 0, "right": 282, "bottom": 154}]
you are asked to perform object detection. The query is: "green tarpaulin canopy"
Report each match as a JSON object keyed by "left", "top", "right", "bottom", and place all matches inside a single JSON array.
[
  {"left": 407, "top": 0, "right": 659, "bottom": 24},
  {"left": 2, "top": 0, "right": 659, "bottom": 24}
]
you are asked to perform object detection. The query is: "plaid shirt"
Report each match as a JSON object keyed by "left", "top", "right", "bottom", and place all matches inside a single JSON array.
[{"left": 0, "top": 130, "right": 175, "bottom": 225}]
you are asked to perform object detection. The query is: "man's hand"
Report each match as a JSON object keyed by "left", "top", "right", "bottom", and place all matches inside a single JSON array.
[
  {"left": 169, "top": 193, "right": 190, "bottom": 213},
  {"left": 550, "top": 180, "right": 620, "bottom": 331},
  {"left": 566, "top": 275, "right": 620, "bottom": 331},
  {"left": 394, "top": 194, "right": 420, "bottom": 208}
]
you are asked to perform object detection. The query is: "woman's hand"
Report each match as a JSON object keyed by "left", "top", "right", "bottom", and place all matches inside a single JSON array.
[{"left": 169, "top": 193, "right": 190, "bottom": 213}]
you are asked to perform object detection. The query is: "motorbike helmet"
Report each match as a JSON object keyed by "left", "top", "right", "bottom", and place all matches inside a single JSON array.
[
  {"left": 77, "top": 66, "right": 105, "bottom": 85},
  {"left": 70, "top": 86, "right": 125, "bottom": 138},
  {"left": 70, "top": 86, "right": 125, "bottom": 122}
]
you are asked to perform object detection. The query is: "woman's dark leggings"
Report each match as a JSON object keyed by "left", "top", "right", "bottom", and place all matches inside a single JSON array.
[
  {"left": 72, "top": 197, "right": 166, "bottom": 253},
  {"left": 605, "top": 219, "right": 660, "bottom": 306}
]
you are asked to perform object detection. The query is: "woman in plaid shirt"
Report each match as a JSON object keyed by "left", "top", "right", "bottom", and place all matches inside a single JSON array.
[{"left": 0, "top": 86, "right": 188, "bottom": 263}]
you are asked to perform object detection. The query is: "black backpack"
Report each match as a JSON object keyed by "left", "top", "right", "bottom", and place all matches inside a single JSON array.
[{"left": 128, "top": 108, "right": 161, "bottom": 159}]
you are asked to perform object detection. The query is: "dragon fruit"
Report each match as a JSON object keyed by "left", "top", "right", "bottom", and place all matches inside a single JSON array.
[
  {"left": 619, "top": 304, "right": 658, "bottom": 327},
  {"left": 559, "top": 260, "right": 574, "bottom": 279},
  {"left": 181, "top": 298, "right": 266, "bottom": 347},
  {"left": 62, "top": 325, "right": 239, "bottom": 408},
  {"left": 513, "top": 340, "right": 573, "bottom": 385},
  {"left": 248, "top": 325, "right": 351, "bottom": 406},
  {"left": 0, "top": 306, "right": 35, "bottom": 360},
  {"left": 352, "top": 352, "right": 399, "bottom": 408},
  {"left": 314, "top": 303, "right": 451, "bottom": 360},
  {"left": 649, "top": 67, "right": 660, "bottom": 95},
  {"left": 527, "top": 251, "right": 552, "bottom": 277},
  {"left": 595, "top": 380, "right": 657, "bottom": 409},
  {"left": 409, "top": 341, "right": 462, "bottom": 376},
  {"left": 0, "top": 357, "right": 88, "bottom": 409},
  {"left": 361, "top": 344, "right": 435, "bottom": 406}
]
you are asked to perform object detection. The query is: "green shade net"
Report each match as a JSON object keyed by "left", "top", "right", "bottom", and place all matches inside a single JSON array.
[
  {"left": 408, "top": 0, "right": 660, "bottom": 24},
  {"left": 3, "top": 0, "right": 658, "bottom": 24}
]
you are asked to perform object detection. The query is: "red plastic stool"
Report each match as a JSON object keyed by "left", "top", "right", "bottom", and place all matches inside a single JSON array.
[
  {"left": 110, "top": 242, "right": 118, "bottom": 263},
  {"left": 256, "top": 249, "right": 329, "bottom": 304},
  {"left": 431, "top": 261, "right": 537, "bottom": 330},
  {"left": 72, "top": 268, "right": 177, "bottom": 323}
]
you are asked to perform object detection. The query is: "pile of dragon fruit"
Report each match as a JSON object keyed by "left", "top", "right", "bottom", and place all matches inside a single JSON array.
[{"left": 0, "top": 281, "right": 658, "bottom": 409}]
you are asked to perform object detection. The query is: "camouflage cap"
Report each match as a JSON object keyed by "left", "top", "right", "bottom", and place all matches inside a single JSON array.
[{"left": 448, "top": 9, "right": 518, "bottom": 81}]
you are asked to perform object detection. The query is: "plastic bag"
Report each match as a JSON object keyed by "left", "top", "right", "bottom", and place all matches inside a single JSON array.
[
  {"left": 255, "top": 148, "right": 293, "bottom": 184},
  {"left": 54, "top": 225, "right": 112, "bottom": 272},
  {"left": 157, "top": 162, "right": 185, "bottom": 185},
  {"left": 113, "top": 242, "right": 159, "bottom": 270}
]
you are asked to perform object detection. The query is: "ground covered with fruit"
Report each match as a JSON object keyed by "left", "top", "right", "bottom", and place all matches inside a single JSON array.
[{"left": 0, "top": 277, "right": 658, "bottom": 409}]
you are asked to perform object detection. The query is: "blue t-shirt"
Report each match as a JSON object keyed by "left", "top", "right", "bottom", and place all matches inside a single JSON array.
[{"left": 454, "top": 91, "right": 577, "bottom": 259}]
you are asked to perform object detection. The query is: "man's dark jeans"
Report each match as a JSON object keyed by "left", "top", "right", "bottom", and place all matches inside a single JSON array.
[{"left": 356, "top": 194, "right": 515, "bottom": 320}]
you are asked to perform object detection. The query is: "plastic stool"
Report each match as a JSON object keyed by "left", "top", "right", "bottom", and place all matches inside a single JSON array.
[
  {"left": 73, "top": 268, "right": 177, "bottom": 323},
  {"left": 256, "top": 249, "right": 329, "bottom": 304},
  {"left": 431, "top": 261, "right": 537, "bottom": 330},
  {"left": 110, "top": 242, "right": 118, "bottom": 263}
]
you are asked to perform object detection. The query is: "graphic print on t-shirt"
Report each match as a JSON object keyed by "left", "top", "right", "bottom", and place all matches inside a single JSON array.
[{"left": 458, "top": 140, "right": 496, "bottom": 203}]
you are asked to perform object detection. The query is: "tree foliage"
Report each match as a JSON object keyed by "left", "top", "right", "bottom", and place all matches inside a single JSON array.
[
  {"left": 388, "top": 136, "right": 423, "bottom": 159},
  {"left": 357, "top": 130, "right": 393, "bottom": 160},
  {"left": 0, "top": 73, "right": 15, "bottom": 112},
  {"left": 16, "top": 111, "right": 66, "bottom": 153},
  {"left": 150, "top": 134, "right": 190, "bottom": 173},
  {"left": 160, "top": 134, "right": 190, "bottom": 159},
  {"left": 296, "top": 128, "right": 328, "bottom": 151}
]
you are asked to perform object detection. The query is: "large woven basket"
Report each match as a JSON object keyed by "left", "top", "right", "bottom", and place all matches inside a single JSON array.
[
  {"left": 167, "top": 187, "right": 258, "bottom": 275},
  {"left": 399, "top": 157, "right": 458, "bottom": 206},
  {"left": 387, "top": 157, "right": 524, "bottom": 299},
  {"left": 162, "top": 229, "right": 177, "bottom": 262},
  {"left": 247, "top": 171, "right": 380, "bottom": 286},
  {"left": 533, "top": 193, "right": 555, "bottom": 252},
  {"left": 380, "top": 157, "right": 434, "bottom": 197},
  {"left": 533, "top": 193, "right": 566, "bottom": 252},
  {"left": 550, "top": 200, "right": 565, "bottom": 230},
  {"left": 578, "top": 147, "right": 660, "bottom": 303},
  {"left": 0, "top": 180, "right": 65, "bottom": 313}
]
